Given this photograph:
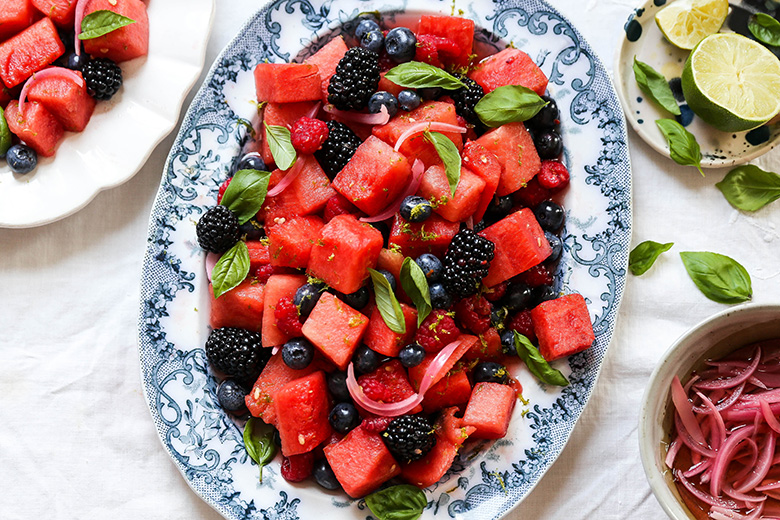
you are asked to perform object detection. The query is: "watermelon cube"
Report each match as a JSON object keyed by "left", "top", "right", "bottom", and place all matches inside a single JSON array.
[
  {"left": 301, "top": 292, "right": 369, "bottom": 369},
  {"left": 421, "top": 365, "right": 472, "bottom": 413},
  {"left": 260, "top": 101, "right": 318, "bottom": 167},
  {"left": 0, "top": 0, "right": 35, "bottom": 42},
  {"left": 5, "top": 100, "right": 63, "bottom": 157},
  {"left": 418, "top": 163, "right": 486, "bottom": 223},
  {"left": 530, "top": 293, "right": 595, "bottom": 361},
  {"left": 254, "top": 63, "right": 322, "bottom": 103},
  {"left": 461, "top": 140, "right": 501, "bottom": 222},
  {"left": 376, "top": 247, "right": 404, "bottom": 289},
  {"left": 263, "top": 155, "right": 336, "bottom": 224},
  {"left": 475, "top": 122, "right": 541, "bottom": 196},
  {"left": 307, "top": 214, "right": 383, "bottom": 294},
  {"left": 261, "top": 274, "right": 307, "bottom": 348},
  {"left": 81, "top": 0, "right": 149, "bottom": 62},
  {"left": 378, "top": 72, "right": 404, "bottom": 97},
  {"left": 27, "top": 70, "right": 95, "bottom": 131},
  {"left": 274, "top": 371, "right": 333, "bottom": 456},
  {"left": 303, "top": 36, "right": 348, "bottom": 102},
  {"left": 324, "top": 426, "right": 401, "bottom": 498},
  {"left": 400, "top": 435, "right": 458, "bottom": 488},
  {"left": 478, "top": 209, "right": 551, "bottom": 287},
  {"left": 436, "top": 407, "right": 476, "bottom": 447},
  {"left": 408, "top": 334, "right": 478, "bottom": 391},
  {"left": 364, "top": 303, "right": 417, "bottom": 357},
  {"left": 356, "top": 359, "right": 421, "bottom": 414},
  {"left": 332, "top": 135, "right": 412, "bottom": 215},
  {"left": 417, "top": 15, "right": 475, "bottom": 68},
  {"left": 387, "top": 213, "right": 460, "bottom": 258},
  {"left": 208, "top": 279, "right": 264, "bottom": 332},
  {"left": 0, "top": 17, "right": 65, "bottom": 88},
  {"left": 246, "top": 240, "right": 271, "bottom": 271},
  {"left": 266, "top": 215, "right": 324, "bottom": 268},
  {"left": 31, "top": 0, "right": 76, "bottom": 27},
  {"left": 463, "top": 328, "right": 504, "bottom": 362},
  {"left": 468, "top": 48, "right": 549, "bottom": 96},
  {"left": 462, "top": 382, "right": 516, "bottom": 439}
]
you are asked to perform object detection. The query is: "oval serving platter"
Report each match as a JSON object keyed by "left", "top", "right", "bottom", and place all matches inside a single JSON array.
[{"left": 137, "top": 0, "right": 632, "bottom": 518}]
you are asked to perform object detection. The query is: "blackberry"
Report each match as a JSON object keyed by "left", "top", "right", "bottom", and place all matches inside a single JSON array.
[
  {"left": 449, "top": 73, "right": 484, "bottom": 127},
  {"left": 315, "top": 121, "right": 362, "bottom": 177},
  {"left": 196, "top": 205, "right": 240, "bottom": 253},
  {"left": 381, "top": 415, "right": 436, "bottom": 463},
  {"left": 442, "top": 229, "right": 495, "bottom": 297},
  {"left": 82, "top": 57, "right": 122, "bottom": 100},
  {"left": 205, "top": 327, "right": 270, "bottom": 381},
  {"left": 327, "top": 47, "right": 380, "bottom": 111}
]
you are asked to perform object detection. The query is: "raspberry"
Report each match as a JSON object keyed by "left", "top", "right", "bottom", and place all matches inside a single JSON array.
[
  {"left": 281, "top": 452, "right": 314, "bottom": 483},
  {"left": 507, "top": 309, "right": 536, "bottom": 342},
  {"left": 217, "top": 177, "right": 232, "bottom": 204},
  {"left": 290, "top": 117, "right": 329, "bottom": 154},
  {"left": 514, "top": 177, "right": 552, "bottom": 208},
  {"left": 415, "top": 309, "right": 461, "bottom": 353},
  {"left": 254, "top": 264, "right": 275, "bottom": 284},
  {"left": 537, "top": 160, "right": 570, "bottom": 191},
  {"left": 358, "top": 377, "right": 395, "bottom": 402},
  {"left": 454, "top": 296, "right": 491, "bottom": 334},
  {"left": 378, "top": 52, "right": 395, "bottom": 72},
  {"left": 483, "top": 281, "right": 507, "bottom": 302},
  {"left": 323, "top": 193, "right": 359, "bottom": 221},
  {"left": 357, "top": 362, "right": 417, "bottom": 403},
  {"left": 274, "top": 297, "right": 303, "bottom": 336},
  {"left": 516, "top": 264, "right": 553, "bottom": 287},
  {"left": 361, "top": 416, "right": 394, "bottom": 433}
]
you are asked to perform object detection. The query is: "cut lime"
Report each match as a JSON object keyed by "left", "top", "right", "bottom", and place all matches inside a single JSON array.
[
  {"left": 655, "top": 0, "right": 729, "bottom": 50},
  {"left": 682, "top": 33, "right": 780, "bottom": 132}
]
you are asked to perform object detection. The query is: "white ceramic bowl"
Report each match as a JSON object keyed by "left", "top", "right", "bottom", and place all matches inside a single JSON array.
[{"left": 639, "top": 303, "right": 780, "bottom": 519}]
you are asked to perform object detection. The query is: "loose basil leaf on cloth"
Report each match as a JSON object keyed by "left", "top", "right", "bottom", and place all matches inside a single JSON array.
[
  {"left": 369, "top": 268, "right": 406, "bottom": 334},
  {"left": 219, "top": 169, "right": 271, "bottom": 224},
  {"left": 365, "top": 484, "right": 427, "bottom": 520},
  {"left": 242, "top": 417, "right": 277, "bottom": 482},
  {"left": 211, "top": 241, "right": 250, "bottom": 299},
  {"left": 655, "top": 119, "right": 704, "bottom": 175},
  {"left": 78, "top": 10, "right": 136, "bottom": 40},
  {"left": 383, "top": 61, "right": 465, "bottom": 90},
  {"left": 632, "top": 57, "right": 681, "bottom": 116},
  {"left": 0, "top": 106, "right": 11, "bottom": 157},
  {"left": 424, "top": 130, "right": 461, "bottom": 196},
  {"left": 680, "top": 251, "right": 752, "bottom": 304},
  {"left": 749, "top": 13, "right": 780, "bottom": 47},
  {"left": 513, "top": 331, "right": 569, "bottom": 387},
  {"left": 629, "top": 240, "right": 674, "bottom": 276},
  {"left": 715, "top": 165, "right": 780, "bottom": 211},
  {"left": 474, "top": 84, "right": 547, "bottom": 127},
  {"left": 400, "top": 257, "right": 432, "bottom": 326},
  {"left": 263, "top": 122, "right": 297, "bottom": 171}
]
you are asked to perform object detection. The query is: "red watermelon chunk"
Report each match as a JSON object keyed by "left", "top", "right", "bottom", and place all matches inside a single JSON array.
[
  {"left": 324, "top": 426, "right": 401, "bottom": 498},
  {"left": 478, "top": 209, "right": 551, "bottom": 287},
  {"left": 82, "top": 0, "right": 149, "bottom": 62},
  {"left": 421, "top": 365, "right": 472, "bottom": 413},
  {"left": 436, "top": 407, "right": 476, "bottom": 447},
  {"left": 27, "top": 70, "right": 95, "bottom": 131},
  {"left": 0, "top": 0, "right": 35, "bottom": 42},
  {"left": 461, "top": 140, "right": 501, "bottom": 222},
  {"left": 208, "top": 279, "right": 264, "bottom": 332},
  {"left": 418, "top": 163, "right": 485, "bottom": 223},
  {"left": 246, "top": 240, "right": 271, "bottom": 271},
  {"left": 263, "top": 155, "right": 336, "bottom": 224},
  {"left": 378, "top": 72, "right": 404, "bottom": 97},
  {"left": 530, "top": 293, "right": 594, "bottom": 361},
  {"left": 0, "top": 17, "right": 65, "bottom": 88},
  {"left": 408, "top": 334, "right": 478, "bottom": 391},
  {"left": 31, "top": 0, "right": 76, "bottom": 26},
  {"left": 387, "top": 213, "right": 460, "bottom": 258},
  {"left": 266, "top": 215, "right": 324, "bottom": 268},
  {"left": 417, "top": 15, "right": 475, "bottom": 69},
  {"left": 463, "top": 328, "right": 504, "bottom": 362},
  {"left": 376, "top": 247, "right": 404, "bottom": 289},
  {"left": 254, "top": 63, "right": 322, "bottom": 103},
  {"left": 462, "top": 382, "right": 516, "bottom": 439},
  {"left": 274, "top": 371, "right": 333, "bottom": 456},
  {"left": 261, "top": 274, "right": 307, "bottom": 348},
  {"left": 301, "top": 292, "right": 369, "bottom": 370},
  {"left": 400, "top": 433, "right": 458, "bottom": 488},
  {"left": 475, "top": 122, "right": 540, "bottom": 196},
  {"left": 260, "top": 101, "right": 318, "bottom": 167},
  {"left": 468, "top": 48, "right": 548, "bottom": 96},
  {"left": 303, "top": 36, "right": 348, "bottom": 102},
  {"left": 364, "top": 303, "right": 417, "bottom": 357},
  {"left": 5, "top": 100, "right": 63, "bottom": 157}
]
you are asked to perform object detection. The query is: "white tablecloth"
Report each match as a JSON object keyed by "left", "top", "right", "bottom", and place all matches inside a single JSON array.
[{"left": 2, "top": 1, "right": 779, "bottom": 518}]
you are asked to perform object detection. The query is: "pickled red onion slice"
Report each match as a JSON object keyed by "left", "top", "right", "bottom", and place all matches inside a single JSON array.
[
  {"left": 304, "top": 102, "right": 321, "bottom": 120},
  {"left": 323, "top": 104, "right": 390, "bottom": 125},
  {"left": 267, "top": 158, "right": 304, "bottom": 197},
  {"left": 672, "top": 375, "right": 707, "bottom": 446},
  {"left": 19, "top": 67, "right": 85, "bottom": 114},
  {"left": 360, "top": 159, "right": 425, "bottom": 223},
  {"left": 674, "top": 470, "right": 739, "bottom": 509},
  {"left": 761, "top": 400, "right": 780, "bottom": 434},
  {"left": 74, "top": 0, "right": 89, "bottom": 56},
  {"left": 393, "top": 122, "right": 466, "bottom": 152},
  {"left": 710, "top": 425, "right": 756, "bottom": 497},
  {"left": 695, "top": 347, "right": 761, "bottom": 390},
  {"left": 205, "top": 252, "right": 219, "bottom": 283}
]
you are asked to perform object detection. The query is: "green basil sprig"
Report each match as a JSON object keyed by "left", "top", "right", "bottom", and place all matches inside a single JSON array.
[
  {"left": 264, "top": 122, "right": 297, "bottom": 171},
  {"left": 220, "top": 169, "right": 271, "bottom": 224},
  {"left": 0, "top": 107, "right": 11, "bottom": 157},
  {"left": 242, "top": 417, "right": 277, "bottom": 482},
  {"left": 212, "top": 241, "right": 250, "bottom": 299},
  {"left": 369, "top": 268, "right": 406, "bottom": 334},
  {"left": 656, "top": 119, "right": 703, "bottom": 175},
  {"left": 400, "top": 258, "right": 432, "bottom": 327},
  {"left": 749, "top": 13, "right": 780, "bottom": 47},
  {"left": 715, "top": 165, "right": 780, "bottom": 212},
  {"left": 424, "top": 130, "right": 461, "bottom": 196},
  {"left": 384, "top": 61, "right": 465, "bottom": 90},
  {"left": 474, "top": 85, "right": 547, "bottom": 127},
  {"left": 365, "top": 484, "right": 427, "bottom": 520},
  {"left": 78, "top": 10, "right": 136, "bottom": 40},
  {"left": 513, "top": 331, "right": 569, "bottom": 387},
  {"left": 632, "top": 57, "right": 681, "bottom": 116},
  {"left": 629, "top": 240, "right": 674, "bottom": 276},
  {"left": 680, "top": 251, "right": 752, "bottom": 304}
]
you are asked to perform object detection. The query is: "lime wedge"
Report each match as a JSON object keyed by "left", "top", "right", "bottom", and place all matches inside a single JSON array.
[
  {"left": 655, "top": 0, "right": 729, "bottom": 50},
  {"left": 682, "top": 33, "right": 780, "bottom": 132}
]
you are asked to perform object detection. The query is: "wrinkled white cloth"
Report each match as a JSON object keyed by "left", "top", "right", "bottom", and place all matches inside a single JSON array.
[{"left": 1, "top": 1, "right": 778, "bottom": 519}]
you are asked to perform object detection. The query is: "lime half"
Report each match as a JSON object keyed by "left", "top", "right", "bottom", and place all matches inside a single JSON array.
[
  {"left": 682, "top": 33, "right": 780, "bottom": 132},
  {"left": 655, "top": 0, "right": 729, "bottom": 49}
]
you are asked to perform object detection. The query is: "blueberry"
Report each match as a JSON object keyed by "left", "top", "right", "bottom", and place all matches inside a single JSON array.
[
  {"left": 399, "top": 343, "right": 426, "bottom": 368},
  {"left": 216, "top": 379, "right": 248, "bottom": 414},
  {"left": 272, "top": 428, "right": 282, "bottom": 447},
  {"left": 503, "top": 282, "right": 532, "bottom": 311},
  {"left": 327, "top": 371, "right": 351, "bottom": 402},
  {"left": 6, "top": 144, "right": 37, "bottom": 174},
  {"left": 375, "top": 269, "right": 397, "bottom": 292},
  {"left": 65, "top": 52, "right": 86, "bottom": 71},
  {"left": 484, "top": 195, "right": 513, "bottom": 222},
  {"left": 418, "top": 87, "right": 443, "bottom": 100},
  {"left": 313, "top": 459, "right": 341, "bottom": 490},
  {"left": 235, "top": 152, "right": 266, "bottom": 173},
  {"left": 491, "top": 306, "right": 508, "bottom": 329},
  {"left": 342, "top": 286, "right": 370, "bottom": 310},
  {"left": 367, "top": 90, "right": 398, "bottom": 118},
  {"left": 360, "top": 29, "right": 385, "bottom": 53},
  {"left": 282, "top": 338, "right": 315, "bottom": 370},
  {"left": 397, "top": 89, "right": 421, "bottom": 111},
  {"left": 294, "top": 282, "right": 326, "bottom": 318},
  {"left": 531, "top": 285, "right": 558, "bottom": 306},
  {"left": 473, "top": 362, "right": 509, "bottom": 384},
  {"left": 526, "top": 95, "right": 559, "bottom": 129},
  {"left": 534, "top": 201, "right": 565, "bottom": 232},
  {"left": 329, "top": 402, "right": 361, "bottom": 433},
  {"left": 353, "top": 345, "right": 381, "bottom": 374},
  {"left": 238, "top": 218, "right": 265, "bottom": 241},
  {"left": 500, "top": 330, "right": 517, "bottom": 355},
  {"left": 668, "top": 77, "right": 685, "bottom": 102},
  {"left": 534, "top": 130, "right": 563, "bottom": 159},
  {"left": 384, "top": 27, "right": 417, "bottom": 63},
  {"left": 676, "top": 104, "right": 694, "bottom": 127},
  {"left": 545, "top": 231, "right": 563, "bottom": 263},
  {"left": 429, "top": 283, "right": 453, "bottom": 309},
  {"left": 415, "top": 253, "right": 443, "bottom": 282},
  {"left": 354, "top": 19, "right": 380, "bottom": 40},
  {"left": 399, "top": 195, "right": 432, "bottom": 223}
]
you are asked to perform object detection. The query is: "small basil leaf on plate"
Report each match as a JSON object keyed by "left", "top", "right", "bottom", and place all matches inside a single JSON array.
[
  {"left": 400, "top": 257, "right": 432, "bottom": 327},
  {"left": 424, "top": 130, "right": 461, "bottom": 196},
  {"left": 365, "top": 484, "right": 427, "bottom": 520},
  {"left": 632, "top": 57, "right": 681, "bottom": 116},
  {"left": 513, "top": 331, "right": 569, "bottom": 387},
  {"left": 263, "top": 122, "right": 297, "bottom": 171},
  {"left": 0, "top": 107, "right": 11, "bottom": 157},
  {"left": 242, "top": 417, "right": 277, "bottom": 482},
  {"left": 680, "top": 251, "right": 752, "bottom": 304},
  {"left": 220, "top": 169, "right": 271, "bottom": 224},
  {"left": 629, "top": 240, "right": 674, "bottom": 276},
  {"left": 78, "top": 10, "right": 136, "bottom": 40},
  {"left": 655, "top": 119, "right": 703, "bottom": 175},
  {"left": 369, "top": 268, "right": 406, "bottom": 334},
  {"left": 212, "top": 241, "right": 250, "bottom": 299},
  {"left": 715, "top": 164, "right": 780, "bottom": 212},
  {"left": 474, "top": 85, "right": 548, "bottom": 127},
  {"left": 383, "top": 61, "right": 465, "bottom": 90},
  {"left": 748, "top": 13, "right": 780, "bottom": 47}
]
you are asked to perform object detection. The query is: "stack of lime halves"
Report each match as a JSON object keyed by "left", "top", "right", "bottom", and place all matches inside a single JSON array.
[{"left": 656, "top": 0, "right": 780, "bottom": 132}]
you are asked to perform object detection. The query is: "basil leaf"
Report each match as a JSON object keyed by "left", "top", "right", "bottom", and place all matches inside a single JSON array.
[
  {"left": 513, "top": 331, "right": 569, "bottom": 387},
  {"left": 0, "top": 107, "right": 11, "bottom": 157},
  {"left": 629, "top": 240, "right": 674, "bottom": 276},
  {"left": 242, "top": 417, "right": 277, "bottom": 482},
  {"left": 263, "top": 122, "right": 297, "bottom": 171},
  {"left": 632, "top": 57, "right": 681, "bottom": 116},
  {"left": 78, "top": 10, "right": 135, "bottom": 40},
  {"left": 384, "top": 61, "right": 465, "bottom": 90},
  {"left": 424, "top": 130, "right": 461, "bottom": 196},
  {"left": 211, "top": 241, "right": 250, "bottom": 299},
  {"left": 365, "top": 484, "right": 427, "bottom": 520},
  {"left": 400, "top": 257, "right": 432, "bottom": 327},
  {"left": 220, "top": 169, "right": 271, "bottom": 224},
  {"left": 680, "top": 251, "right": 752, "bottom": 304},
  {"left": 655, "top": 119, "right": 703, "bottom": 175},
  {"left": 369, "top": 268, "right": 406, "bottom": 334},
  {"left": 715, "top": 164, "right": 780, "bottom": 212},
  {"left": 749, "top": 13, "right": 780, "bottom": 47},
  {"left": 474, "top": 85, "right": 548, "bottom": 127}
]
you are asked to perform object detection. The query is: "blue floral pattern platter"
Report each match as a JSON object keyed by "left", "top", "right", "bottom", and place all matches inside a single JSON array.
[{"left": 137, "top": 1, "right": 632, "bottom": 519}]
